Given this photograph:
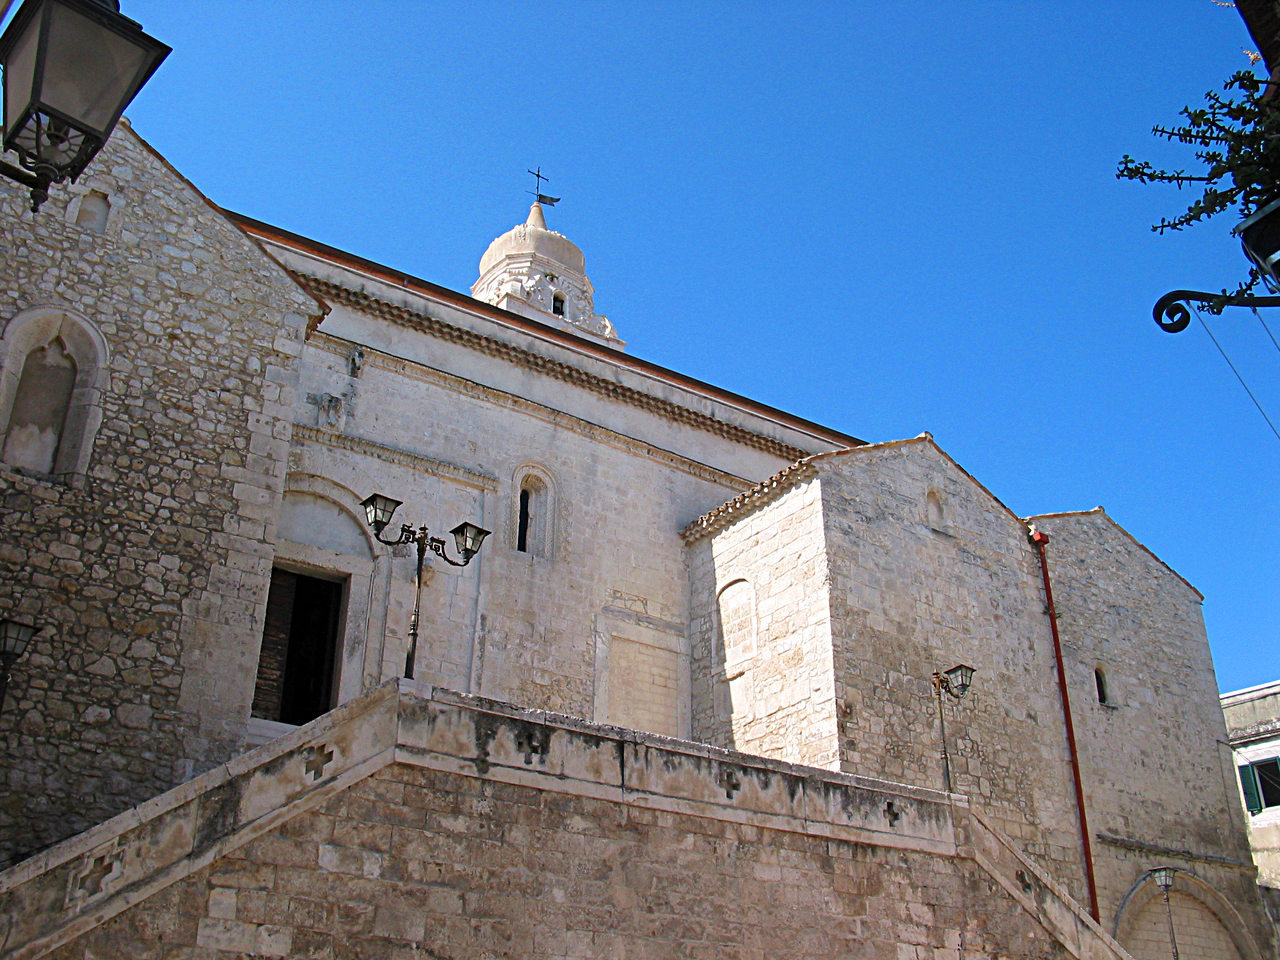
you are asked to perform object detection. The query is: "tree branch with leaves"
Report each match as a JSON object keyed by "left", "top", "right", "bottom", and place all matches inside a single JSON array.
[{"left": 1118, "top": 70, "right": 1280, "bottom": 307}]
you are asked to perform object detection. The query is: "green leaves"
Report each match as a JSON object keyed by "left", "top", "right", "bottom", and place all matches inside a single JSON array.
[{"left": 1117, "top": 70, "right": 1280, "bottom": 238}]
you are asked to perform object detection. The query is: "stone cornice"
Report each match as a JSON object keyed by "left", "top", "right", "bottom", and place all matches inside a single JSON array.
[
  {"left": 290, "top": 424, "right": 498, "bottom": 491},
  {"left": 1095, "top": 832, "right": 1254, "bottom": 870},
  {"left": 305, "top": 333, "right": 755, "bottom": 493},
  {"left": 301, "top": 276, "right": 812, "bottom": 463},
  {"left": 680, "top": 459, "right": 819, "bottom": 543}
]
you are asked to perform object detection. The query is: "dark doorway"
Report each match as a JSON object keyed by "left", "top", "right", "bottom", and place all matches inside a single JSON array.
[{"left": 251, "top": 568, "right": 344, "bottom": 725}]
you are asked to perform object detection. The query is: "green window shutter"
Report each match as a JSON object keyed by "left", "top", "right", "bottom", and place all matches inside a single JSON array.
[{"left": 1241, "top": 764, "right": 1263, "bottom": 815}]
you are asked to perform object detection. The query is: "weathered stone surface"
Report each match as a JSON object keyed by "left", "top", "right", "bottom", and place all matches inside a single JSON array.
[
  {"left": 0, "top": 124, "right": 321, "bottom": 865},
  {"left": 4, "top": 682, "right": 1128, "bottom": 960}
]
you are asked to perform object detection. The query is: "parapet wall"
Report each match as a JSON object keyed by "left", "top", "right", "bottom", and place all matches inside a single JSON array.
[{"left": 0, "top": 680, "right": 1129, "bottom": 960}]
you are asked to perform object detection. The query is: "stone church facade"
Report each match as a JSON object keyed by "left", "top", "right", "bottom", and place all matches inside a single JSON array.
[{"left": 0, "top": 125, "right": 1273, "bottom": 960}]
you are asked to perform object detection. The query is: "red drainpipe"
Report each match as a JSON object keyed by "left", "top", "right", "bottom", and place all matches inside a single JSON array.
[{"left": 1029, "top": 525, "right": 1100, "bottom": 923}]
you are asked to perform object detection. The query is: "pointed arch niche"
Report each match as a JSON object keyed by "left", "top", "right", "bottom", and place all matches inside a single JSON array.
[{"left": 0, "top": 307, "right": 109, "bottom": 478}]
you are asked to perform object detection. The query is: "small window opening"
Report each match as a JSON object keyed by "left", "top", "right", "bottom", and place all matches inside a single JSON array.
[
  {"left": 252, "top": 568, "right": 344, "bottom": 725},
  {"left": 517, "top": 488, "right": 532, "bottom": 553},
  {"left": 552, "top": 294, "right": 565, "bottom": 316},
  {"left": 1094, "top": 667, "right": 1109, "bottom": 704},
  {"left": 1240, "top": 758, "right": 1280, "bottom": 814},
  {"left": 75, "top": 191, "right": 110, "bottom": 235}
]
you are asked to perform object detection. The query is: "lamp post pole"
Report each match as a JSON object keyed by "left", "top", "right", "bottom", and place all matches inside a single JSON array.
[
  {"left": 1152, "top": 868, "right": 1180, "bottom": 960},
  {"left": 931, "top": 664, "right": 975, "bottom": 794},
  {"left": 405, "top": 524, "right": 429, "bottom": 681},
  {"left": 932, "top": 674, "right": 954, "bottom": 792},
  {"left": 359, "top": 494, "right": 490, "bottom": 682}
]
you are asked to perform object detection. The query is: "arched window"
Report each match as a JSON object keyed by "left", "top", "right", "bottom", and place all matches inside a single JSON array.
[
  {"left": 511, "top": 464, "right": 555, "bottom": 558},
  {"left": 0, "top": 308, "right": 109, "bottom": 478},
  {"left": 1095, "top": 665, "right": 1109, "bottom": 705}
]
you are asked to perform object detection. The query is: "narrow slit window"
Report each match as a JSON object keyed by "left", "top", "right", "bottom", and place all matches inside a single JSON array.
[
  {"left": 552, "top": 294, "right": 565, "bottom": 316},
  {"left": 517, "top": 488, "right": 532, "bottom": 552},
  {"left": 1095, "top": 667, "right": 1108, "bottom": 704}
]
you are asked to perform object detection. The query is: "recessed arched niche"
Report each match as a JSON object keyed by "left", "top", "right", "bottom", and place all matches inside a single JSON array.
[
  {"left": 279, "top": 491, "right": 374, "bottom": 559},
  {"left": 0, "top": 307, "right": 109, "bottom": 478}
]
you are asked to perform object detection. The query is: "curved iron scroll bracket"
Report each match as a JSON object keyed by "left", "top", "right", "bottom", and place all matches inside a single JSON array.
[{"left": 1153, "top": 290, "right": 1280, "bottom": 333}]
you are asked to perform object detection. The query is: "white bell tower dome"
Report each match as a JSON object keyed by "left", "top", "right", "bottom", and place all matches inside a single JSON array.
[{"left": 471, "top": 202, "right": 624, "bottom": 350}]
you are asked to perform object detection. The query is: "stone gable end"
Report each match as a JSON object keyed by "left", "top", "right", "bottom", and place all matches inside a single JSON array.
[{"left": 0, "top": 123, "right": 325, "bottom": 866}]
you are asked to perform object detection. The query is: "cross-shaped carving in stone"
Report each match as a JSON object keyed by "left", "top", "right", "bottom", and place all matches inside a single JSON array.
[
  {"left": 884, "top": 801, "right": 901, "bottom": 826},
  {"left": 304, "top": 745, "right": 335, "bottom": 781},
  {"left": 79, "top": 854, "right": 116, "bottom": 896},
  {"left": 717, "top": 766, "right": 742, "bottom": 800}
]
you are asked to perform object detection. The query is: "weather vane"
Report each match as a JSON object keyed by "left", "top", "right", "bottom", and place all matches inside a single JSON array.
[{"left": 527, "top": 166, "right": 561, "bottom": 206}]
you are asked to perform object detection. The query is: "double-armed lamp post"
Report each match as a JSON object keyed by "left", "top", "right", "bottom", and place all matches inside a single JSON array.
[
  {"left": 0, "top": 0, "right": 169, "bottom": 212},
  {"left": 360, "top": 493, "right": 490, "bottom": 681}
]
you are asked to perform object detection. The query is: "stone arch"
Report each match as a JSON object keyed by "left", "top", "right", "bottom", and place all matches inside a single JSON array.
[
  {"left": 510, "top": 461, "right": 557, "bottom": 559},
  {"left": 0, "top": 307, "right": 109, "bottom": 477},
  {"left": 1114, "top": 869, "right": 1261, "bottom": 960}
]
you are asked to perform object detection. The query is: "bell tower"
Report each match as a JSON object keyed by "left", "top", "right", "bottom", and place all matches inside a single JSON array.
[{"left": 472, "top": 202, "right": 624, "bottom": 350}]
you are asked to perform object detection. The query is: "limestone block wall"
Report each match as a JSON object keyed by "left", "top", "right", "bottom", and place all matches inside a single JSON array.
[
  {"left": 815, "top": 440, "right": 1089, "bottom": 896},
  {"left": 0, "top": 126, "right": 320, "bottom": 866},
  {"left": 0, "top": 680, "right": 1135, "bottom": 960},
  {"left": 688, "top": 469, "right": 840, "bottom": 768},
  {"left": 1032, "top": 511, "right": 1270, "bottom": 947},
  {"left": 284, "top": 326, "right": 753, "bottom": 731}
]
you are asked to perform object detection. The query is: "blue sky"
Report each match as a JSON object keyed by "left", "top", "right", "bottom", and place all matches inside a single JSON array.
[{"left": 27, "top": 2, "right": 1277, "bottom": 692}]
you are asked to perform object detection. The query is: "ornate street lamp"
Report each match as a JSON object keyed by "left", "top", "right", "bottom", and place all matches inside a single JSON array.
[
  {"left": 0, "top": 617, "right": 37, "bottom": 716},
  {"left": 931, "top": 663, "right": 976, "bottom": 792},
  {"left": 360, "top": 493, "right": 490, "bottom": 681},
  {"left": 0, "top": 0, "right": 169, "bottom": 212},
  {"left": 1151, "top": 867, "right": 1181, "bottom": 960}
]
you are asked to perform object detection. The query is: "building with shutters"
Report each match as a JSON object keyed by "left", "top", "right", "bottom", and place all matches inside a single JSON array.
[
  {"left": 1223, "top": 680, "right": 1280, "bottom": 920},
  {"left": 0, "top": 122, "right": 1275, "bottom": 960}
]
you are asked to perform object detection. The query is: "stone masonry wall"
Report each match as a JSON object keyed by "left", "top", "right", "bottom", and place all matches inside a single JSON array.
[
  {"left": 815, "top": 442, "right": 1090, "bottom": 898},
  {"left": 688, "top": 473, "right": 840, "bottom": 768},
  {"left": 286, "top": 326, "right": 751, "bottom": 730},
  {"left": 1032, "top": 510, "right": 1272, "bottom": 951},
  {"left": 43, "top": 761, "right": 1073, "bottom": 960},
  {"left": 0, "top": 126, "right": 319, "bottom": 866}
]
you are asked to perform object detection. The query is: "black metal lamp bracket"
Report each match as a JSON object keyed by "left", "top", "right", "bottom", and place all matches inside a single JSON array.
[
  {"left": 1153, "top": 289, "right": 1280, "bottom": 333},
  {"left": 0, "top": 160, "right": 53, "bottom": 213}
]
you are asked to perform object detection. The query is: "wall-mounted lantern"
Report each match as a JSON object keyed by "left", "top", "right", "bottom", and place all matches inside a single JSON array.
[
  {"left": 0, "top": 617, "right": 37, "bottom": 716},
  {"left": 0, "top": 0, "right": 169, "bottom": 211},
  {"left": 931, "top": 663, "right": 976, "bottom": 792},
  {"left": 1150, "top": 867, "right": 1181, "bottom": 960}
]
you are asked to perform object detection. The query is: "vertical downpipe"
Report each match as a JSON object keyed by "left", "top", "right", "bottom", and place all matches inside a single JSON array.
[{"left": 1029, "top": 525, "right": 1101, "bottom": 923}]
